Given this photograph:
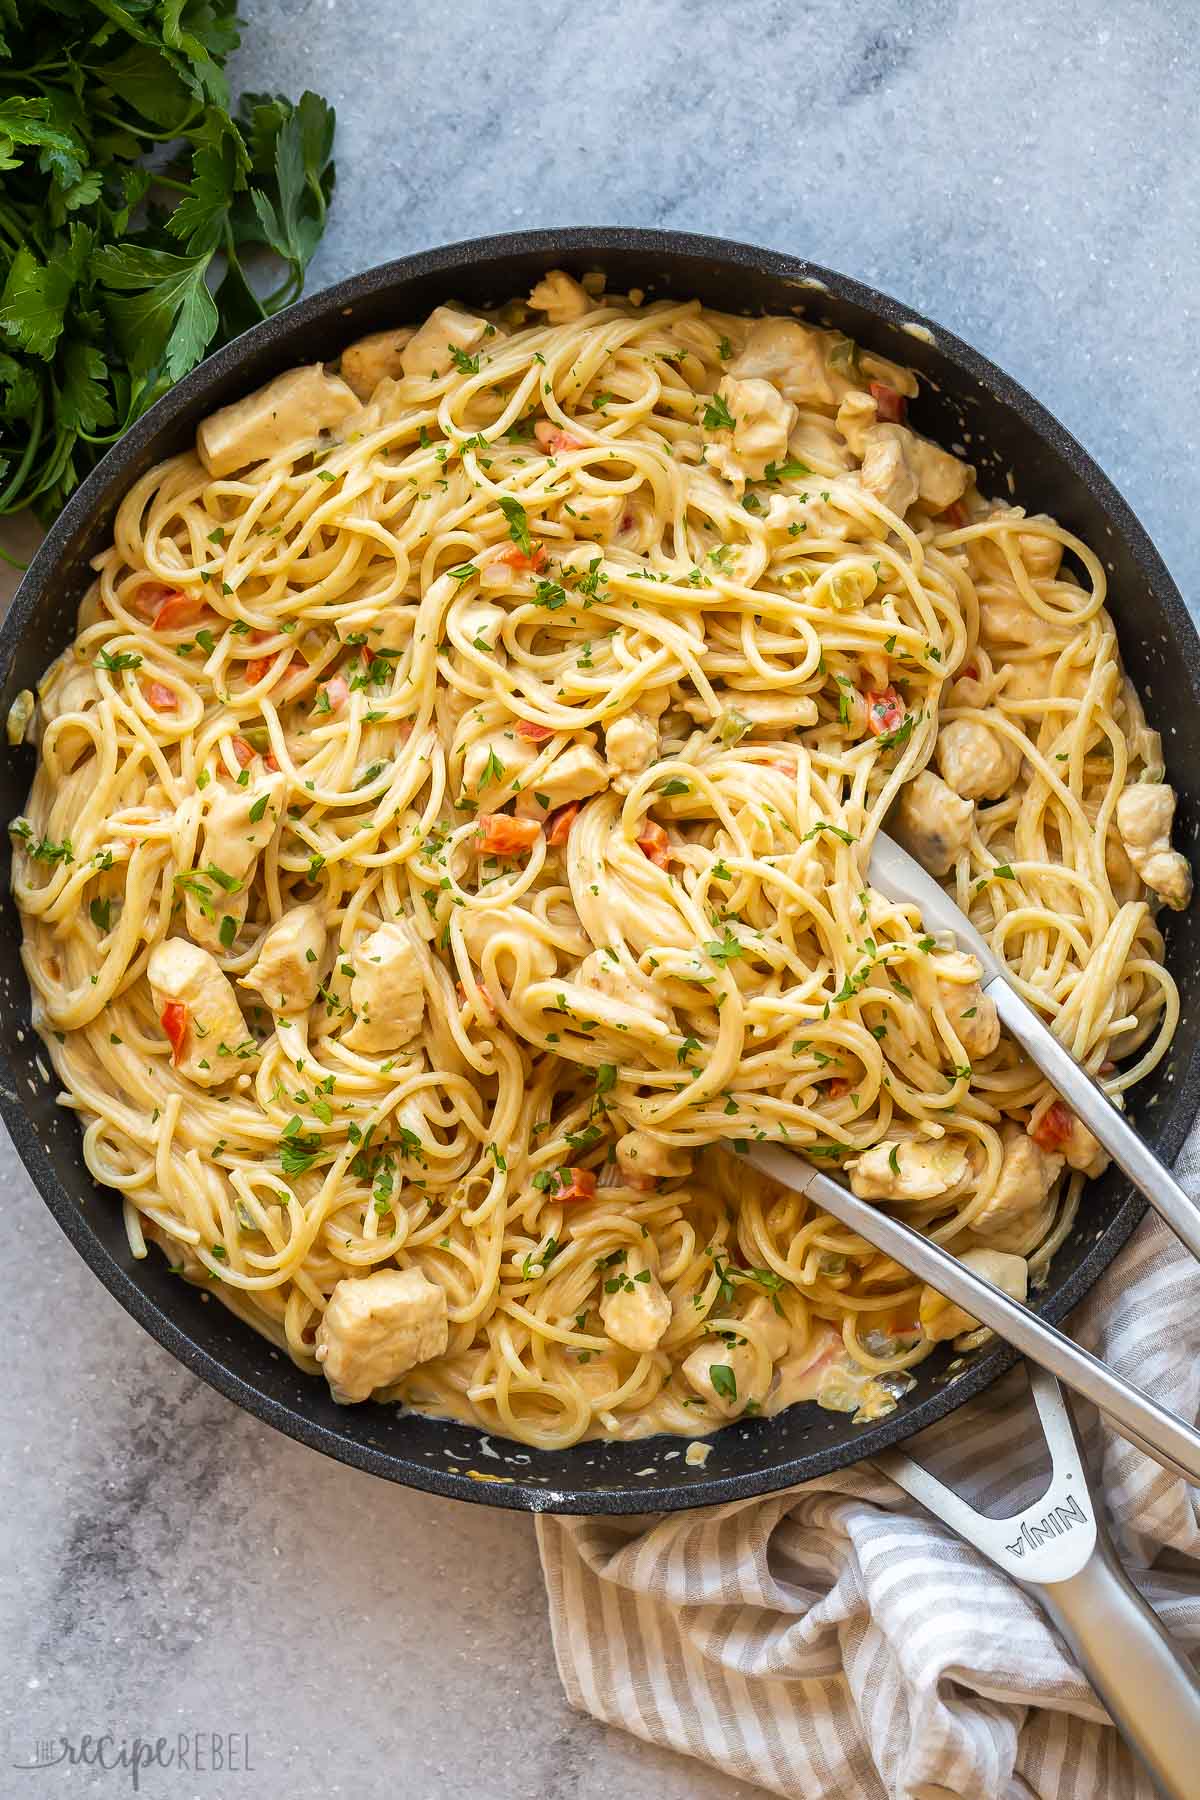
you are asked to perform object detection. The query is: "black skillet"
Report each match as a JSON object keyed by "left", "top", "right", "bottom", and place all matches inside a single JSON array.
[{"left": 2, "top": 229, "right": 1197, "bottom": 1514}]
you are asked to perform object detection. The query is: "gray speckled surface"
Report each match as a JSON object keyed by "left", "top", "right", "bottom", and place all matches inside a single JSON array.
[{"left": 2, "top": 5, "right": 1198, "bottom": 1796}]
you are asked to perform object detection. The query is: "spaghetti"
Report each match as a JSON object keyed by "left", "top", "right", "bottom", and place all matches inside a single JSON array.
[{"left": 11, "top": 272, "right": 1190, "bottom": 1448}]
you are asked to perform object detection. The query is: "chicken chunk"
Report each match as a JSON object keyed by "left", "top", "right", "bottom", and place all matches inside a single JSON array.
[
  {"left": 704, "top": 375, "right": 798, "bottom": 486},
  {"left": 604, "top": 711, "right": 658, "bottom": 778},
  {"left": 727, "top": 318, "right": 835, "bottom": 407},
  {"left": 339, "top": 328, "right": 415, "bottom": 400},
  {"left": 1116, "top": 783, "right": 1192, "bottom": 911},
  {"left": 554, "top": 492, "right": 625, "bottom": 543},
  {"left": 978, "top": 593, "right": 1048, "bottom": 646},
  {"left": 185, "top": 771, "right": 285, "bottom": 952},
  {"left": 575, "top": 950, "right": 674, "bottom": 1031},
  {"left": 459, "top": 906, "right": 558, "bottom": 987},
  {"left": 315, "top": 1268, "right": 448, "bottom": 1403},
  {"left": 933, "top": 950, "right": 1000, "bottom": 1062},
  {"left": 850, "top": 1137, "right": 969, "bottom": 1202},
  {"left": 906, "top": 430, "right": 970, "bottom": 510},
  {"left": 859, "top": 423, "right": 968, "bottom": 517},
  {"left": 343, "top": 921, "right": 426, "bottom": 1053},
  {"left": 894, "top": 770, "right": 975, "bottom": 876},
  {"left": 1034, "top": 1106, "right": 1110, "bottom": 1179},
  {"left": 529, "top": 269, "right": 590, "bottom": 324},
  {"left": 859, "top": 425, "right": 918, "bottom": 517},
  {"left": 741, "top": 1294, "right": 792, "bottom": 1362},
  {"left": 400, "top": 305, "right": 488, "bottom": 381},
  {"left": 973, "top": 1124, "right": 1063, "bottom": 1235},
  {"left": 935, "top": 716, "right": 1023, "bottom": 803},
  {"left": 836, "top": 389, "right": 877, "bottom": 457},
  {"left": 514, "top": 743, "right": 609, "bottom": 817},
  {"left": 919, "top": 1248, "right": 1028, "bottom": 1343},
  {"left": 197, "top": 366, "right": 358, "bottom": 477},
  {"left": 148, "top": 937, "right": 258, "bottom": 1086},
  {"left": 456, "top": 597, "right": 507, "bottom": 652},
  {"left": 1001, "top": 654, "right": 1089, "bottom": 704},
  {"left": 461, "top": 730, "right": 539, "bottom": 811},
  {"left": 599, "top": 1248, "right": 673, "bottom": 1354},
  {"left": 679, "top": 689, "right": 819, "bottom": 731},
  {"left": 240, "top": 903, "right": 326, "bottom": 1013},
  {"left": 681, "top": 1335, "right": 757, "bottom": 1419},
  {"left": 1015, "top": 525, "right": 1063, "bottom": 581},
  {"left": 615, "top": 1128, "right": 691, "bottom": 1183},
  {"left": 764, "top": 491, "right": 851, "bottom": 542}
]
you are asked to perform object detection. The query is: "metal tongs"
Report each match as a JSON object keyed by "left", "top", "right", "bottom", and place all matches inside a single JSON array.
[{"left": 730, "top": 833, "right": 1200, "bottom": 1796}]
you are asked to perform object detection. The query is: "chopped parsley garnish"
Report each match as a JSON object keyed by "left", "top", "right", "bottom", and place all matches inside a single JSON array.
[
  {"left": 702, "top": 393, "right": 735, "bottom": 432},
  {"left": 704, "top": 927, "right": 743, "bottom": 966},
  {"left": 800, "top": 820, "right": 856, "bottom": 846},
  {"left": 709, "top": 1363, "right": 737, "bottom": 1402},
  {"left": 498, "top": 494, "right": 532, "bottom": 555}
]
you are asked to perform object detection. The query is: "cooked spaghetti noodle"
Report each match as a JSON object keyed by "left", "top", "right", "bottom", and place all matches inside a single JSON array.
[{"left": 11, "top": 272, "right": 1191, "bottom": 1448}]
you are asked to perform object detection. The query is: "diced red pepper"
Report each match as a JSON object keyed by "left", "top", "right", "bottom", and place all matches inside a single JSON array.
[
  {"left": 534, "top": 420, "right": 584, "bottom": 453},
  {"left": 152, "top": 590, "right": 209, "bottom": 633},
  {"left": 244, "top": 656, "right": 273, "bottom": 685},
  {"left": 160, "top": 1001, "right": 189, "bottom": 1064},
  {"left": 478, "top": 813, "right": 542, "bottom": 855},
  {"left": 231, "top": 733, "right": 278, "bottom": 773},
  {"left": 131, "top": 582, "right": 182, "bottom": 622},
  {"left": 546, "top": 801, "right": 580, "bottom": 847},
  {"left": 869, "top": 381, "right": 906, "bottom": 423},
  {"left": 1030, "top": 1100, "right": 1074, "bottom": 1152},
  {"left": 827, "top": 1077, "right": 851, "bottom": 1099},
  {"left": 493, "top": 541, "right": 548, "bottom": 572},
  {"left": 864, "top": 687, "right": 905, "bottom": 736},
  {"left": 552, "top": 1167, "right": 596, "bottom": 1204},
  {"left": 941, "top": 501, "right": 968, "bottom": 528},
  {"left": 962, "top": 665, "right": 979, "bottom": 682},
  {"left": 143, "top": 680, "right": 177, "bottom": 712},
  {"left": 516, "top": 719, "right": 555, "bottom": 742},
  {"left": 318, "top": 673, "right": 350, "bottom": 711},
  {"left": 637, "top": 819, "right": 671, "bottom": 868}
]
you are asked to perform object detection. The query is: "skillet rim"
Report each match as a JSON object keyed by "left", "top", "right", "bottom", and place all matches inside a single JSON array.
[{"left": 1, "top": 224, "right": 1196, "bottom": 1514}]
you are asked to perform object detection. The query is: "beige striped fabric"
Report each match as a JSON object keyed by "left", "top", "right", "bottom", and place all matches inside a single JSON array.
[{"left": 537, "top": 1140, "right": 1200, "bottom": 1800}]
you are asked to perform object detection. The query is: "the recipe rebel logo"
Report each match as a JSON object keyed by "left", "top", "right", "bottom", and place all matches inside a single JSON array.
[{"left": 11, "top": 1730, "right": 254, "bottom": 1789}]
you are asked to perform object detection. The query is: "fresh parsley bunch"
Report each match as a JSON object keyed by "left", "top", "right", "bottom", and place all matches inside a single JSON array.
[{"left": 0, "top": 0, "right": 337, "bottom": 524}]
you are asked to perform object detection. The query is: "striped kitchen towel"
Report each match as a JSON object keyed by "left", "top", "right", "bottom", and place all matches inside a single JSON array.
[{"left": 537, "top": 1140, "right": 1200, "bottom": 1799}]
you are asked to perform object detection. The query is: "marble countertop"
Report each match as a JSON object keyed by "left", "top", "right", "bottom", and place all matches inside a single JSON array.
[{"left": 3, "top": 4, "right": 1196, "bottom": 1795}]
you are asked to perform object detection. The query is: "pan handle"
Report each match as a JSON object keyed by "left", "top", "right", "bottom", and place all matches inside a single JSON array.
[{"left": 878, "top": 1366, "right": 1200, "bottom": 1800}]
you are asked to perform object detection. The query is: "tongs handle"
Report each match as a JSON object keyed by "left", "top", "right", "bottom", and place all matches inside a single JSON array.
[
  {"left": 987, "top": 977, "right": 1200, "bottom": 1265},
  {"left": 739, "top": 1143, "right": 1200, "bottom": 1487},
  {"left": 881, "top": 1367, "right": 1200, "bottom": 1800}
]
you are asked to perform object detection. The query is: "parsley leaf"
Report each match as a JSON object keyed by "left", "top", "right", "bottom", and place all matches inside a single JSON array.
[
  {"left": 709, "top": 1363, "right": 738, "bottom": 1402},
  {"left": 0, "top": 19, "right": 338, "bottom": 523},
  {"left": 498, "top": 495, "right": 532, "bottom": 556},
  {"left": 703, "top": 393, "right": 735, "bottom": 431}
]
